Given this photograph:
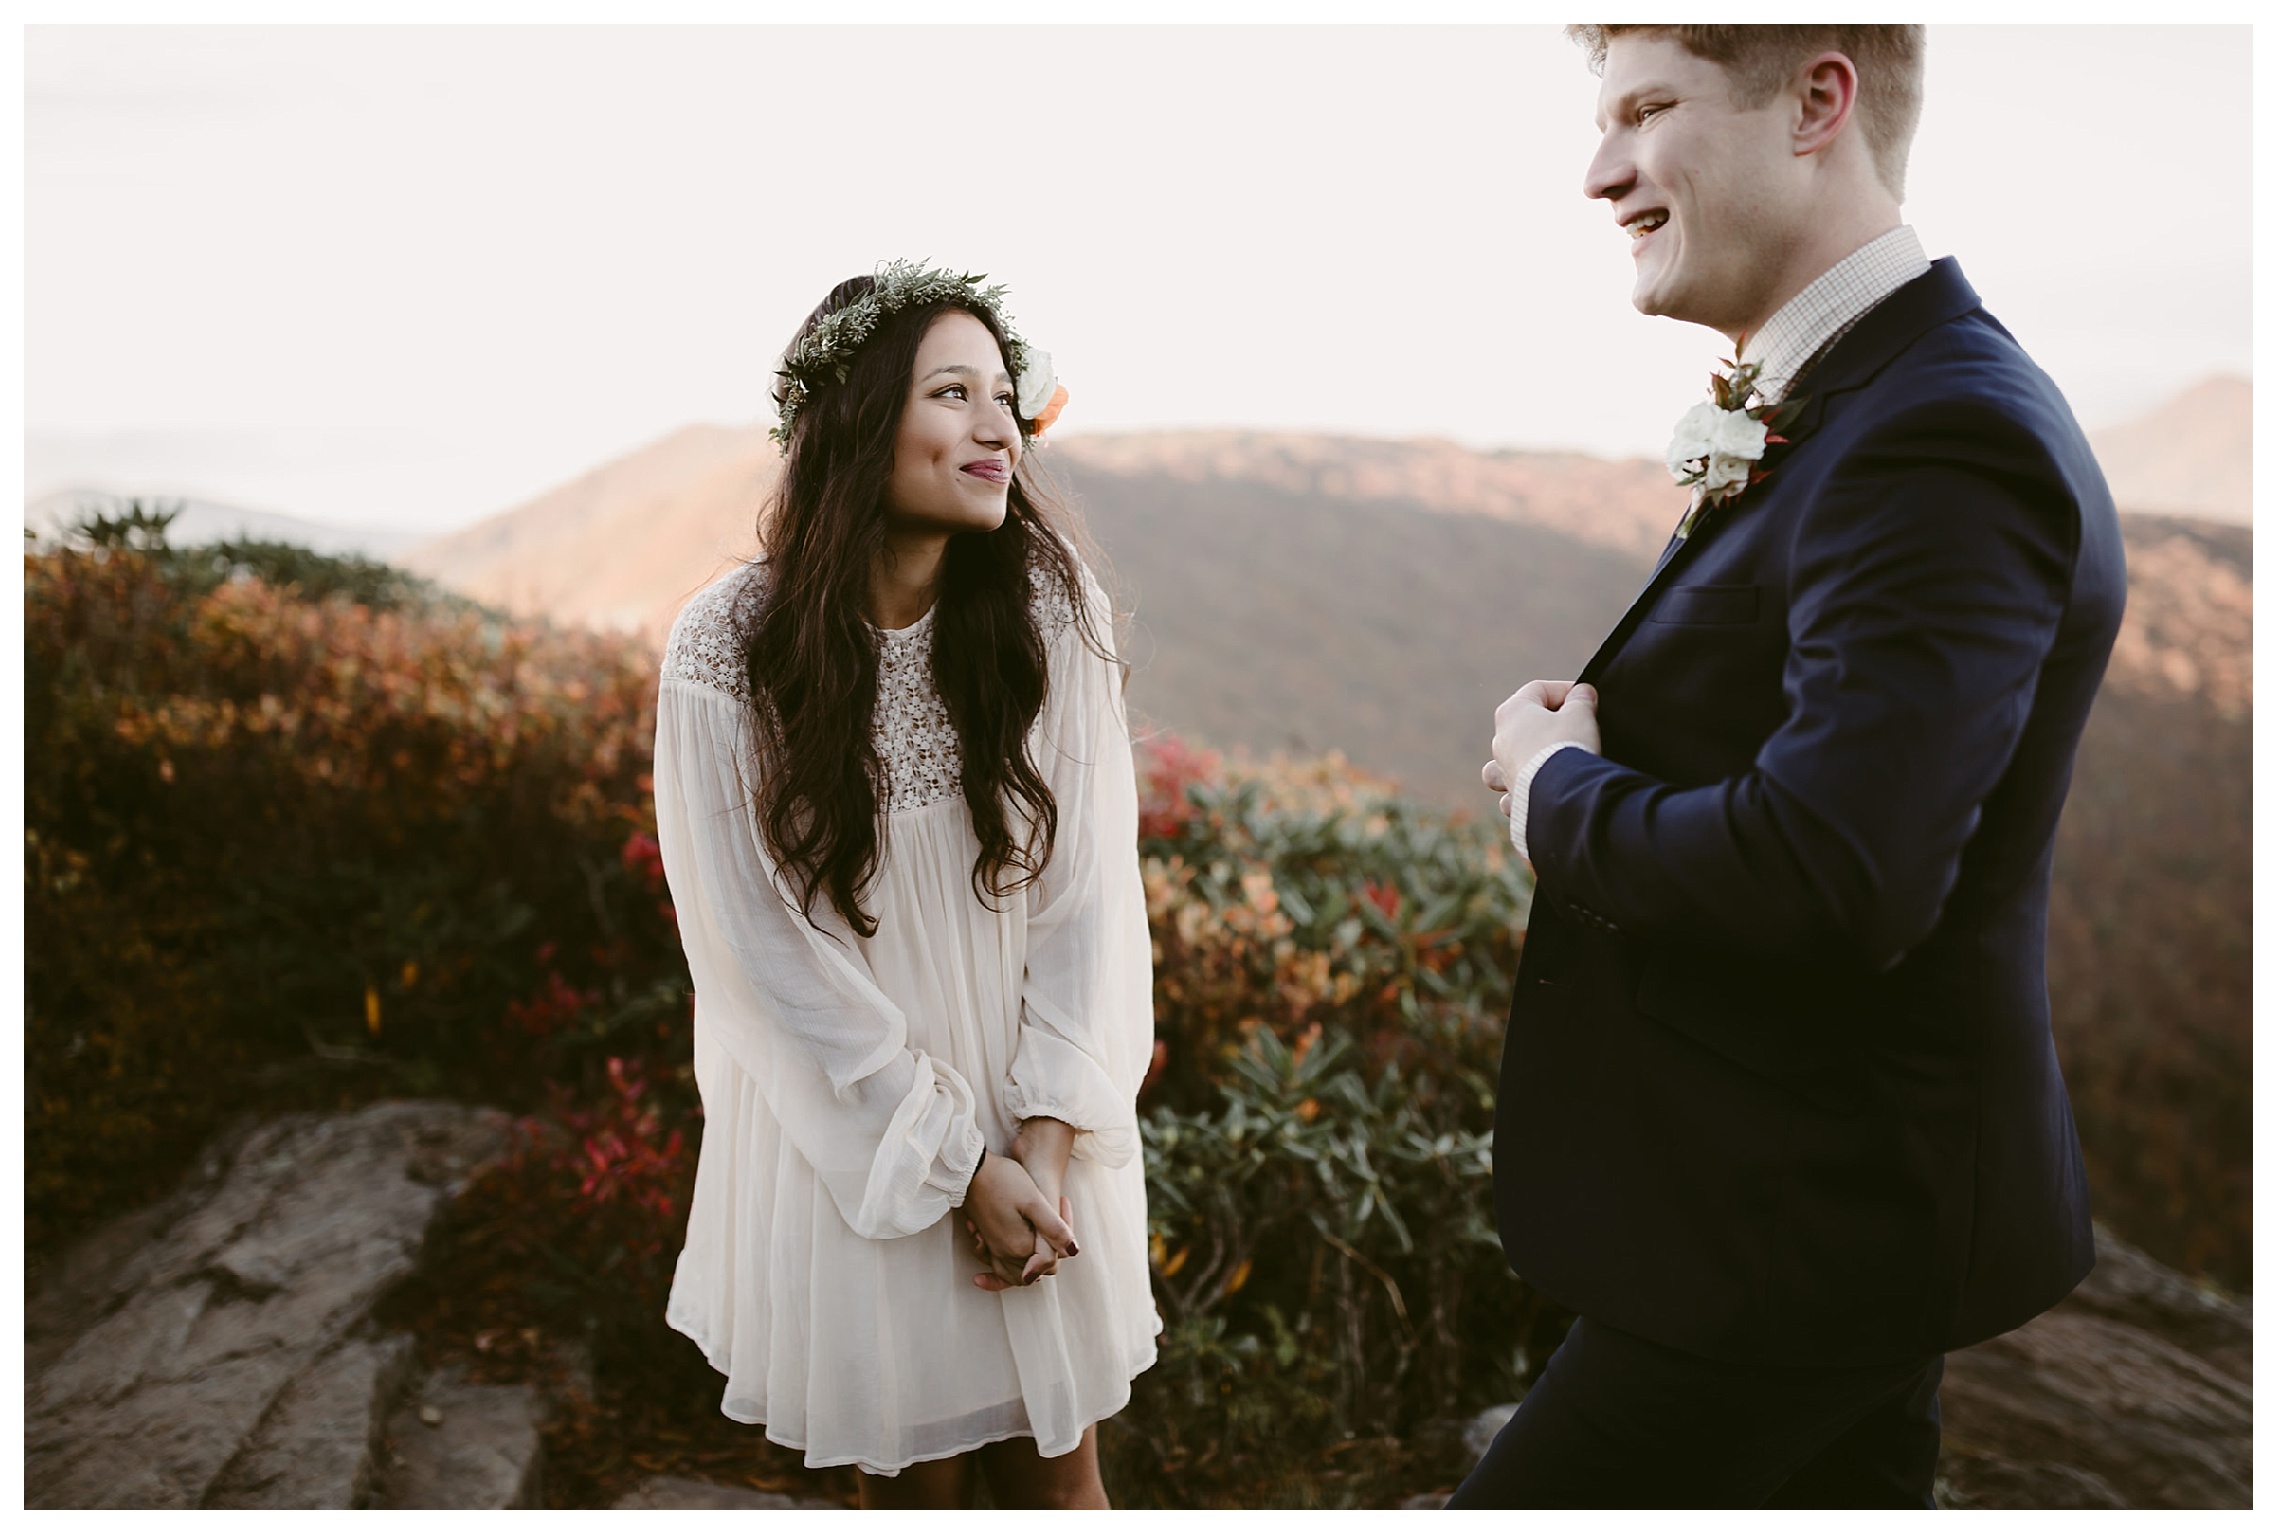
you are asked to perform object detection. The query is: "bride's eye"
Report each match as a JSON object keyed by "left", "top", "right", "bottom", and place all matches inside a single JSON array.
[
  {"left": 937, "top": 383, "right": 968, "bottom": 400},
  {"left": 995, "top": 392, "right": 1016, "bottom": 410}
]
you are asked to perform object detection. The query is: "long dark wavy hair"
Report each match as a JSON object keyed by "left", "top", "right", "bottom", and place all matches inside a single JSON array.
[{"left": 735, "top": 275, "right": 1112, "bottom": 938}]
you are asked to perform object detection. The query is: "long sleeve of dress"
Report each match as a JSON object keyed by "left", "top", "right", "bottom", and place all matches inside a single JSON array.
[
  {"left": 999, "top": 571, "right": 1155, "bottom": 1168},
  {"left": 654, "top": 661, "right": 985, "bottom": 1242}
]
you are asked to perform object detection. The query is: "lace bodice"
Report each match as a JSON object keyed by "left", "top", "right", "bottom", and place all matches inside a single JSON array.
[
  {"left": 869, "top": 608, "right": 964, "bottom": 813},
  {"left": 662, "top": 565, "right": 966, "bottom": 814},
  {"left": 660, "top": 570, "right": 758, "bottom": 704}
]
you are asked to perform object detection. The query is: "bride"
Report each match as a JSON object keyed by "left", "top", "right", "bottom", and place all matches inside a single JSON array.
[{"left": 651, "top": 262, "right": 1159, "bottom": 1508}]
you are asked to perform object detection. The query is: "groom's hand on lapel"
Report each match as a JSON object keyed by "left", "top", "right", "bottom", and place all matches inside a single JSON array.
[{"left": 1485, "top": 680, "right": 1601, "bottom": 816}]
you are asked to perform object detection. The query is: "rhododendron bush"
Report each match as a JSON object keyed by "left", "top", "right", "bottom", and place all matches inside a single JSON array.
[
  {"left": 1112, "top": 746, "right": 1557, "bottom": 1504},
  {"left": 26, "top": 522, "right": 683, "bottom": 1243},
  {"left": 26, "top": 522, "right": 1560, "bottom": 1506}
]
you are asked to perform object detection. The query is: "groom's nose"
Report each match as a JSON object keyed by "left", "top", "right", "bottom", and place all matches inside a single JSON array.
[{"left": 1583, "top": 133, "right": 1633, "bottom": 204}]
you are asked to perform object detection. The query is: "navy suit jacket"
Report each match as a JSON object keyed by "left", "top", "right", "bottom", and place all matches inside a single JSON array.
[{"left": 1495, "top": 259, "right": 2125, "bottom": 1367}]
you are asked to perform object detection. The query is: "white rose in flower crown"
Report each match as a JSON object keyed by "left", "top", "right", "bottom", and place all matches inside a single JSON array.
[
  {"left": 1702, "top": 451, "right": 1754, "bottom": 497},
  {"left": 1016, "top": 350, "right": 1057, "bottom": 419},
  {"left": 1707, "top": 408, "right": 1770, "bottom": 461},
  {"left": 1665, "top": 401, "right": 1722, "bottom": 475}
]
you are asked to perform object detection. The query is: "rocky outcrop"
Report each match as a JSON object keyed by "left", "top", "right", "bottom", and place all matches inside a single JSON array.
[
  {"left": 1936, "top": 1228, "right": 2251, "bottom": 1509},
  {"left": 1429, "top": 1227, "right": 2248, "bottom": 1509},
  {"left": 204, "top": 1332, "right": 417, "bottom": 1508},
  {"left": 25, "top": 1101, "right": 512, "bottom": 1510},
  {"left": 377, "top": 1363, "right": 546, "bottom": 1509}
]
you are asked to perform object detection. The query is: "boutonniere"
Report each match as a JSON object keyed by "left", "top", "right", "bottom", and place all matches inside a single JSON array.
[{"left": 1664, "top": 358, "right": 1805, "bottom": 537}]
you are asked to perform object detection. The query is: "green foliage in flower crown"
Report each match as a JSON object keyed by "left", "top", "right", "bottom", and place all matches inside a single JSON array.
[{"left": 769, "top": 258, "right": 1034, "bottom": 448}]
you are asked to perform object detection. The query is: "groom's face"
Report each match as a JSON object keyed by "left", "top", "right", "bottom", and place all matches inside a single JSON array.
[{"left": 1584, "top": 33, "right": 1803, "bottom": 336}]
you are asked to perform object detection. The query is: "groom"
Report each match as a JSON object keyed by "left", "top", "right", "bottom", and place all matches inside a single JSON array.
[{"left": 1455, "top": 26, "right": 2124, "bottom": 1508}]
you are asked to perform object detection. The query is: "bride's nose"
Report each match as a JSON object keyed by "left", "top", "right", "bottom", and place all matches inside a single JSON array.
[{"left": 974, "top": 396, "right": 1016, "bottom": 451}]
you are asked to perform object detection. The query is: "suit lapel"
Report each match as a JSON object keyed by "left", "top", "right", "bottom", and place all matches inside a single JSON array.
[
  {"left": 1579, "top": 508, "right": 1718, "bottom": 685},
  {"left": 1762, "top": 256, "right": 1985, "bottom": 452},
  {"left": 1574, "top": 258, "right": 1985, "bottom": 688}
]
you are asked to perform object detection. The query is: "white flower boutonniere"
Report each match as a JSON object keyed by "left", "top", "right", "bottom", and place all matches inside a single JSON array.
[{"left": 1665, "top": 358, "right": 1803, "bottom": 536}]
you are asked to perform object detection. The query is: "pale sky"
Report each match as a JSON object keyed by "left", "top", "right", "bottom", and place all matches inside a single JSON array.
[{"left": 23, "top": 24, "right": 2256, "bottom": 536}]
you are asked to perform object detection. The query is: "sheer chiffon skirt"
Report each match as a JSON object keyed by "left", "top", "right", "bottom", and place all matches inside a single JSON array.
[{"left": 665, "top": 797, "right": 1161, "bottom": 1474}]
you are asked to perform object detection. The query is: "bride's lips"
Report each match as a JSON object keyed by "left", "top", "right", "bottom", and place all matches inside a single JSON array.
[{"left": 961, "top": 460, "right": 1009, "bottom": 484}]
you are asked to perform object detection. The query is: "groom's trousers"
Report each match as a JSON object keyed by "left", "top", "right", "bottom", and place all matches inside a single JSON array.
[{"left": 1444, "top": 1314, "right": 1945, "bottom": 1509}]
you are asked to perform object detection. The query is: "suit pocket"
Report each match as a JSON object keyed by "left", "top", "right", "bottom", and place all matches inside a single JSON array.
[
  {"left": 1648, "top": 583, "right": 1760, "bottom": 626},
  {"left": 1634, "top": 948, "right": 1866, "bottom": 1117}
]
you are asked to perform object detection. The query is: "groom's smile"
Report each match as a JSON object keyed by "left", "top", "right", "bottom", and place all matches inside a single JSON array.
[{"left": 1620, "top": 208, "right": 1671, "bottom": 255}]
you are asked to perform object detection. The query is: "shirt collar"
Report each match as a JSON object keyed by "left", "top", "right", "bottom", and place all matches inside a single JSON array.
[{"left": 1743, "top": 225, "right": 1931, "bottom": 405}]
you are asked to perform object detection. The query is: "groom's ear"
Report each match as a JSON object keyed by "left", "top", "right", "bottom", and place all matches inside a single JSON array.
[{"left": 1789, "top": 50, "right": 1862, "bottom": 161}]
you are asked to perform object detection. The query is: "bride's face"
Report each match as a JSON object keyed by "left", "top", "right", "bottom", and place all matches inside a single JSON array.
[{"left": 883, "top": 310, "right": 1020, "bottom": 536}]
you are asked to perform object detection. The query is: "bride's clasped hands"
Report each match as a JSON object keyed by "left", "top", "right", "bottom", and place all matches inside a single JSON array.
[{"left": 963, "top": 1116, "right": 1081, "bottom": 1291}]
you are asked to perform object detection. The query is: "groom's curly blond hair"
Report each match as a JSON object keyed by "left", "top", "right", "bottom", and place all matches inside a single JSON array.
[{"left": 1569, "top": 25, "right": 1927, "bottom": 202}]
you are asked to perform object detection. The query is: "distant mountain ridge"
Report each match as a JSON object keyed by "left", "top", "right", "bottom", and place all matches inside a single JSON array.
[
  {"left": 2087, "top": 375, "right": 2251, "bottom": 524},
  {"left": 1054, "top": 432, "right": 1684, "bottom": 558},
  {"left": 396, "top": 375, "right": 2251, "bottom": 752},
  {"left": 399, "top": 424, "right": 777, "bottom": 634},
  {"left": 395, "top": 426, "right": 1691, "bottom": 647}
]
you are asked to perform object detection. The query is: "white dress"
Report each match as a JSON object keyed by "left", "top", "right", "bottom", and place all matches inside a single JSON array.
[{"left": 653, "top": 559, "right": 1161, "bottom": 1475}]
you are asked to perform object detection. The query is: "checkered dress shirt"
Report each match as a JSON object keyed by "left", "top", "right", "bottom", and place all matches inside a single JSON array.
[{"left": 1744, "top": 225, "right": 1931, "bottom": 404}]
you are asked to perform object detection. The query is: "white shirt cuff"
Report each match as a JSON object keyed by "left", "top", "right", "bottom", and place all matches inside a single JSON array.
[{"left": 1509, "top": 740, "right": 1593, "bottom": 865}]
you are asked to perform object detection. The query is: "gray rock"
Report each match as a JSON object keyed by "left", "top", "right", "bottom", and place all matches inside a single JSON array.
[
  {"left": 1937, "top": 1226, "right": 2251, "bottom": 1509},
  {"left": 30, "top": 1351, "right": 308, "bottom": 1509},
  {"left": 176, "top": 1231, "right": 418, "bottom": 1373},
  {"left": 23, "top": 1134, "right": 242, "bottom": 1383},
  {"left": 25, "top": 1101, "right": 510, "bottom": 1509},
  {"left": 1937, "top": 1454, "right": 2126, "bottom": 1510},
  {"left": 375, "top": 1365, "right": 545, "bottom": 1509},
  {"left": 2064, "top": 1229, "right": 2251, "bottom": 1382},
  {"left": 614, "top": 1475, "right": 845, "bottom": 1510},
  {"left": 206, "top": 1333, "right": 416, "bottom": 1509},
  {"left": 33, "top": 1279, "right": 215, "bottom": 1413},
  {"left": 135, "top": 1118, "right": 330, "bottom": 1292}
]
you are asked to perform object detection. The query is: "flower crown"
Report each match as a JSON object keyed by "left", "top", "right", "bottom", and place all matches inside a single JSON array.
[{"left": 768, "top": 259, "right": 1068, "bottom": 452}]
